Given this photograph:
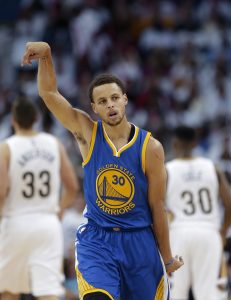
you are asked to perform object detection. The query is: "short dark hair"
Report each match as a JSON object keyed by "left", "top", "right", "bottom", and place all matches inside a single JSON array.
[
  {"left": 88, "top": 73, "right": 126, "bottom": 102},
  {"left": 12, "top": 97, "right": 37, "bottom": 129},
  {"left": 173, "top": 126, "right": 196, "bottom": 142}
]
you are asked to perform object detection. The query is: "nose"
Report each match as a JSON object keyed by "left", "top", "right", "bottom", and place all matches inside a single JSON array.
[{"left": 107, "top": 99, "right": 114, "bottom": 108}]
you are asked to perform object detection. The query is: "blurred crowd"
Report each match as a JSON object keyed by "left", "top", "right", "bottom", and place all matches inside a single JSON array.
[{"left": 0, "top": 0, "right": 231, "bottom": 299}]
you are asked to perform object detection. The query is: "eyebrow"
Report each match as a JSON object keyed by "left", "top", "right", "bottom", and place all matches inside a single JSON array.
[
  {"left": 96, "top": 97, "right": 106, "bottom": 103},
  {"left": 96, "top": 93, "right": 120, "bottom": 103}
]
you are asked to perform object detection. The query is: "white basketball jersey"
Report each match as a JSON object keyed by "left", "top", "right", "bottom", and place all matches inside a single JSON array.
[
  {"left": 166, "top": 157, "right": 220, "bottom": 229},
  {"left": 2, "top": 133, "right": 61, "bottom": 216}
]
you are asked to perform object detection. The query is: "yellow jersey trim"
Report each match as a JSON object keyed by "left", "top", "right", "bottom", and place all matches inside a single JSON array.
[
  {"left": 102, "top": 124, "right": 117, "bottom": 156},
  {"left": 102, "top": 123, "right": 139, "bottom": 157},
  {"left": 118, "top": 126, "right": 139, "bottom": 156},
  {"left": 142, "top": 132, "right": 151, "bottom": 174},
  {"left": 76, "top": 267, "right": 114, "bottom": 300},
  {"left": 82, "top": 122, "right": 98, "bottom": 167},
  {"left": 154, "top": 276, "right": 164, "bottom": 300}
]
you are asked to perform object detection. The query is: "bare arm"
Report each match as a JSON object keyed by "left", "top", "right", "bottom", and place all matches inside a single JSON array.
[
  {"left": 146, "top": 137, "right": 183, "bottom": 273},
  {"left": 58, "top": 140, "right": 79, "bottom": 219},
  {"left": 0, "top": 143, "right": 10, "bottom": 215},
  {"left": 216, "top": 166, "right": 231, "bottom": 242},
  {"left": 22, "top": 42, "right": 94, "bottom": 155}
]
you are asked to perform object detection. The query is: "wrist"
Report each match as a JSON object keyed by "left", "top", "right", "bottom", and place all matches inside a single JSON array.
[{"left": 164, "top": 257, "right": 174, "bottom": 267}]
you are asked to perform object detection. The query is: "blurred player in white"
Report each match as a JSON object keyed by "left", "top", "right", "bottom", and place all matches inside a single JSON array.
[
  {"left": 166, "top": 126, "right": 231, "bottom": 300},
  {"left": 0, "top": 97, "right": 78, "bottom": 300}
]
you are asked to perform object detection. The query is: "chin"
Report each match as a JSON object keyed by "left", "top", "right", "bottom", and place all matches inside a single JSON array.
[{"left": 106, "top": 119, "right": 122, "bottom": 126}]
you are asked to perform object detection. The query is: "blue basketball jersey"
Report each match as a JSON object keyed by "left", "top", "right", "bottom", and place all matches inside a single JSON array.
[{"left": 82, "top": 120, "right": 152, "bottom": 229}]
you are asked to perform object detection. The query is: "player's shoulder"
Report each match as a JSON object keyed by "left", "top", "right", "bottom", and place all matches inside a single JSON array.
[
  {"left": 194, "top": 156, "right": 215, "bottom": 167},
  {"left": 4, "top": 134, "right": 17, "bottom": 143},
  {"left": 146, "top": 136, "right": 165, "bottom": 162},
  {"left": 37, "top": 132, "right": 58, "bottom": 143},
  {"left": 147, "top": 135, "right": 163, "bottom": 151}
]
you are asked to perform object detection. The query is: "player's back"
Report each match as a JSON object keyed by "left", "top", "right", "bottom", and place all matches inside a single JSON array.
[
  {"left": 2, "top": 132, "right": 61, "bottom": 217},
  {"left": 166, "top": 157, "right": 220, "bottom": 229}
]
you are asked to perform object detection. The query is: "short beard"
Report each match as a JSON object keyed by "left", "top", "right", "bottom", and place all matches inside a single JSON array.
[
  {"left": 105, "top": 115, "right": 124, "bottom": 126},
  {"left": 107, "top": 119, "right": 122, "bottom": 126}
]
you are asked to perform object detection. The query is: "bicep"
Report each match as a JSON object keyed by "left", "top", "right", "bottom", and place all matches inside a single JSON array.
[
  {"left": 42, "top": 91, "right": 94, "bottom": 140},
  {"left": 145, "top": 138, "right": 167, "bottom": 210}
]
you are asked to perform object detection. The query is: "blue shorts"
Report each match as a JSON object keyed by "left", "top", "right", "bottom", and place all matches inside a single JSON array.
[{"left": 75, "top": 221, "right": 170, "bottom": 300}]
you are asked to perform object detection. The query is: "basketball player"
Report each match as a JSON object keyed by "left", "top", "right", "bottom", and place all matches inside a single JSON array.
[
  {"left": 166, "top": 126, "right": 231, "bottom": 300},
  {"left": 21, "top": 41, "right": 183, "bottom": 300},
  {"left": 0, "top": 97, "right": 78, "bottom": 300}
]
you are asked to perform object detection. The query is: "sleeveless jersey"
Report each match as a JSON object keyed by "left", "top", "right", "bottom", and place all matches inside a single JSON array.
[
  {"left": 2, "top": 133, "right": 61, "bottom": 217},
  {"left": 166, "top": 157, "right": 220, "bottom": 229},
  {"left": 82, "top": 121, "right": 152, "bottom": 229}
]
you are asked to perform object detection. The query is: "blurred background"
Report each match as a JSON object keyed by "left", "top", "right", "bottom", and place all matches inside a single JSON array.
[{"left": 0, "top": 0, "right": 231, "bottom": 299}]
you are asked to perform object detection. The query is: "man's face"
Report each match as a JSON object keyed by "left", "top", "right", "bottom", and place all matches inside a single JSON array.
[{"left": 91, "top": 83, "right": 128, "bottom": 126}]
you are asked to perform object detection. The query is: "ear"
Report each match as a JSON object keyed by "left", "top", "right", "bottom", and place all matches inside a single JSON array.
[
  {"left": 123, "top": 94, "right": 128, "bottom": 105},
  {"left": 91, "top": 102, "right": 98, "bottom": 114}
]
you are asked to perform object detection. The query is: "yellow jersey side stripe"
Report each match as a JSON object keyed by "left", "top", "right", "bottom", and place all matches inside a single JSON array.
[
  {"left": 82, "top": 122, "right": 98, "bottom": 167},
  {"left": 142, "top": 132, "right": 151, "bottom": 174},
  {"left": 154, "top": 276, "right": 164, "bottom": 300},
  {"left": 76, "top": 267, "right": 114, "bottom": 300}
]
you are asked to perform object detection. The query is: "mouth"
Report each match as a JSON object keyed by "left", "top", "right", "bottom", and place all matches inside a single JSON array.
[{"left": 108, "top": 111, "right": 118, "bottom": 118}]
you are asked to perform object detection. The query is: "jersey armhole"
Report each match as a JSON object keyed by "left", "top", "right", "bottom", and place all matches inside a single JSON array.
[
  {"left": 82, "top": 122, "right": 98, "bottom": 167},
  {"left": 141, "top": 132, "right": 151, "bottom": 174}
]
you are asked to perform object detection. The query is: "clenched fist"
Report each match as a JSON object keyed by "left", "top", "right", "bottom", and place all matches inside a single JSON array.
[
  {"left": 165, "top": 255, "right": 184, "bottom": 275},
  {"left": 21, "top": 42, "right": 51, "bottom": 66}
]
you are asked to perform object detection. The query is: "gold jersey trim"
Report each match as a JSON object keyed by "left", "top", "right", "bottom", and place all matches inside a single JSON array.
[
  {"left": 82, "top": 122, "right": 98, "bottom": 167},
  {"left": 142, "top": 132, "right": 151, "bottom": 174},
  {"left": 154, "top": 276, "right": 164, "bottom": 300},
  {"left": 102, "top": 123, "right": 139, "bottom": 157},
  {"left": 76, "top": 267, "right": 114, "bottom": 300}
]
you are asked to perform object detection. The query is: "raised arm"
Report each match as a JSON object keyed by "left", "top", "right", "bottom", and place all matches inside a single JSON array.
[
  {"left": 145, "top": 136, "right": 183, "bottom": 274},
  {"left": 21, "top": 42, "right": 94, "bottom": 152}
]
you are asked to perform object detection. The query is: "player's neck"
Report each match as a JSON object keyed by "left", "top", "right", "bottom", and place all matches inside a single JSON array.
[
  {"left": 15, "top": 128, "right": 38, "bottom": 136},
  {"left": 177, "top": 152, "right": 194, "bottom": 159},
  {"left": 103, "top": 118, "right": 131, "bottom": 141}
]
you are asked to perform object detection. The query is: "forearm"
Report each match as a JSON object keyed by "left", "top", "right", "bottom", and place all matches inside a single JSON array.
[
  {"left": 152, "top": 201, "right": 172, "bottom": 263},
  {"left": 38, "top": 48, "right": 58, "bottom": 97},
  {"left": 59, "top": 189, "right": 76, "bottom": 219},
  {"left": 22, "top": 42, "right": 94, "bottom": 134},
  {"left": 37, "top": 49, "right": 75, "bottom": 130}
]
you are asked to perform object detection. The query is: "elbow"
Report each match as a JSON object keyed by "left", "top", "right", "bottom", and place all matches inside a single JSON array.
[
  {"left": 0, "top": 183, "right": 8, "bottom": 202},
  {"left": 38, "top": 90, "right": 52, "bottom": 99},
  {"left": 0, "top": 191, "right": 6, "bottom": 205},
  {"left": 38, "top": 89, "right": 49, "bottom": 100},
  {"left": 38, "top": 90, "right": 59, "bottom": 103},
  {"left": 69, "top": 181, "right": 79, "bottom": 201},
  {"left": 38, "top": 89, "right": 45, "bottom": 98},
  {"left": 73, "top": 183, "right": 79, "bottom": 199}
]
